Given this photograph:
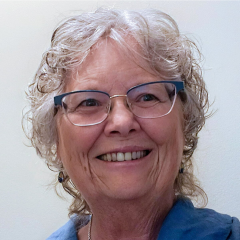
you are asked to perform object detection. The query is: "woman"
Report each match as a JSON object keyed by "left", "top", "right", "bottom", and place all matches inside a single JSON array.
[{"left": 24, "top": 8, "right": 240, "bottom": 240}]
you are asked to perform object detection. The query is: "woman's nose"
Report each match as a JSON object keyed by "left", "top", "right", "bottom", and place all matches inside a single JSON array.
[{"left": 104, "top": 97, "right": 141, "bottom": 137}]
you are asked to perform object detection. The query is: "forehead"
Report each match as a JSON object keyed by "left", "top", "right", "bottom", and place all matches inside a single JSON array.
[{"left": 65, "top": 38, "right": 158, "bottom": 92}]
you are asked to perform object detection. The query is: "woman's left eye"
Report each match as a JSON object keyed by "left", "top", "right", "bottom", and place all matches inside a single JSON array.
[{"left": 140, "top": 94, "right": 158, "bottom": 102}]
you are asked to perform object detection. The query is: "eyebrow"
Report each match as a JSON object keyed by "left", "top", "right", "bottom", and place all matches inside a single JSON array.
[{"left": 71, "top": 78, "right": 106, "bottom": 91}]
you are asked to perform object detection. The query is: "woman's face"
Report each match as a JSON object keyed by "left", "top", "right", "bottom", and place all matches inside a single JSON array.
[{"left": 57, "top": 39, "right": 184, "bottom": 206}]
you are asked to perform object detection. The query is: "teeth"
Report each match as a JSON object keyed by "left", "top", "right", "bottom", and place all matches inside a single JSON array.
[
  {"left": 117, "top": 153, "right": 124, "bottom": 161},
  {"left": 112, "top": 153, "right": 117, "bottom": 161},
  {"left": 99, "top": 150, "right": 148, "bottom": 162},
  {"left": 107, "top": 153, "right": 111, "bottom": 161},
  {"left": 125, "top": 152, "right": 131, "bottom": 161}
]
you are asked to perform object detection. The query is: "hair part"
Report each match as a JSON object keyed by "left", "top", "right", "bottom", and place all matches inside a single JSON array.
[{"left": 23, "top": 7, "right": 210, "bottom": 216}]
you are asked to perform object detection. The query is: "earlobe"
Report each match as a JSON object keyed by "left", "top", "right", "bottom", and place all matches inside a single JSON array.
[{"left": 58, "top": 171, "right": 65, "bottom": 183}]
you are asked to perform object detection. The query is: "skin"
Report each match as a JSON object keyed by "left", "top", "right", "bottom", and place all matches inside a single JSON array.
[{"left": 56, "top": 38, "right": 184, "bottom": 240}]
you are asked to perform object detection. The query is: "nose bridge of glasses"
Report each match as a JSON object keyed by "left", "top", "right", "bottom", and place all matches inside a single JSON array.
[
  {"left": 110, "top": 94, "right": 127, "bottom": 99},
  {"left": 109, "top": 94, "right": 131, "bottom": 110}
]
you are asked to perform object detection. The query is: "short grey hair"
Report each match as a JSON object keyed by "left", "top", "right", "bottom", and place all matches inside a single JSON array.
[{"left": 24, "top": 7, "right": 209, "bottom": 216}]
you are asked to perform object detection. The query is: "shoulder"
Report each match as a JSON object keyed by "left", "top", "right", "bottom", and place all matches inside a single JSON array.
[
  {"left": 46, "top": 218, "right": 77, "bottom": 240},
  {"left": 229, "top": 217, "right": 240, "bottom": 240},
  {"left": 158, "top": 197, "right": 240, "bottom": 240},
  {"left": 46, "top": 215, "right": 90, "bottom": 240}
]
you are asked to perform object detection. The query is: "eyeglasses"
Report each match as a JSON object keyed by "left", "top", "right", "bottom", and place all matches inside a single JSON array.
[{"left": 54, "top": 80, "right": 184, "bottom": 126}]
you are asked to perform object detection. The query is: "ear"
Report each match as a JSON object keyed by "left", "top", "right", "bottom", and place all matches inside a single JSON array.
[
  {"left": 55, "top": 132, "right": 63, "bottom": 167},
  {"left": 55, "top": 116, "right": 62, "bottom": 162},
  {"left": 56, "top": 138, "right": 61, "bottom": 161}
]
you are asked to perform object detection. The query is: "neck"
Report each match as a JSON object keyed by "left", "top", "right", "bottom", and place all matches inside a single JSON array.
[{"left": 86, "top": 191, "right": 175, "bottom": 240}]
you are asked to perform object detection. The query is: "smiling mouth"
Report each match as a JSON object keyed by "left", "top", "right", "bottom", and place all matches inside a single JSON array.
[{"left": 97, "top": 150, "right": 151, "bottom": 162}]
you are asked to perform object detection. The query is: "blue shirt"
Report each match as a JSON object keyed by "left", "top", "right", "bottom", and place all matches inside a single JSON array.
[{"left": 47, "top": 198, "right": 240, "bottom": 240}]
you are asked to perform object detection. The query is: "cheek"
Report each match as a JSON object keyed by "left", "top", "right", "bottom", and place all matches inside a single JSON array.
[
  {"left": 138, "top": 116, "right": 184, "bottom": 150},
  {"left": 137, "top": 112, "right": 184, "bottom": 182},
  {"left": 56, "top": 115, "right": 104, "bottom": 171},
  {"left": 56, "top": 118, "right": 107, "bottom": 198}
]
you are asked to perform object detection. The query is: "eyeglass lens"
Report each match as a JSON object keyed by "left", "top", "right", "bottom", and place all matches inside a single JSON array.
[{"left": 61, "top": 82, "right": 177, "bottom": 126}]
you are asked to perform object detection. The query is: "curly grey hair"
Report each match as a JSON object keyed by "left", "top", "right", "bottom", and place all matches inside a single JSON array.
[{"left": 24, "top": 7, "right": 209, "bottom": 216}]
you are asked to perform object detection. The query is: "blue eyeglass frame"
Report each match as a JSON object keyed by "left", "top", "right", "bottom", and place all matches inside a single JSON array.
[{"left": 54, "top": 80, "right": 184, "bottom": 107}]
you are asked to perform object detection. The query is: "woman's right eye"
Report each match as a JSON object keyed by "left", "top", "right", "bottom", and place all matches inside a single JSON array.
[
  {"left": 77, "top": 98, "right": 100, "bottom": 108},
  {"left": 79, "top": 98, "right": 100, "bottom": 107}
]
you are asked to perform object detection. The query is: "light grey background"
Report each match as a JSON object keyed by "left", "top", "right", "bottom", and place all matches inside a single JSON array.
[{"left": 1, "top": 1, "right": 240, "bottom": 240}]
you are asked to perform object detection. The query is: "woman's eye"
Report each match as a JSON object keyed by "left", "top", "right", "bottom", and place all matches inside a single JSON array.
[
  {"left": 79, "top": 98, "right": 100, "bottom": 107},
  {"left": 140, "top": 94, "right": 158, "bottom": 102}
]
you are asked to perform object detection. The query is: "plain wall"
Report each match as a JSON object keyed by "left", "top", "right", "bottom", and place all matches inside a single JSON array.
[{"left": 1, "top": 1, "right": 240, "bottom": 239}]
